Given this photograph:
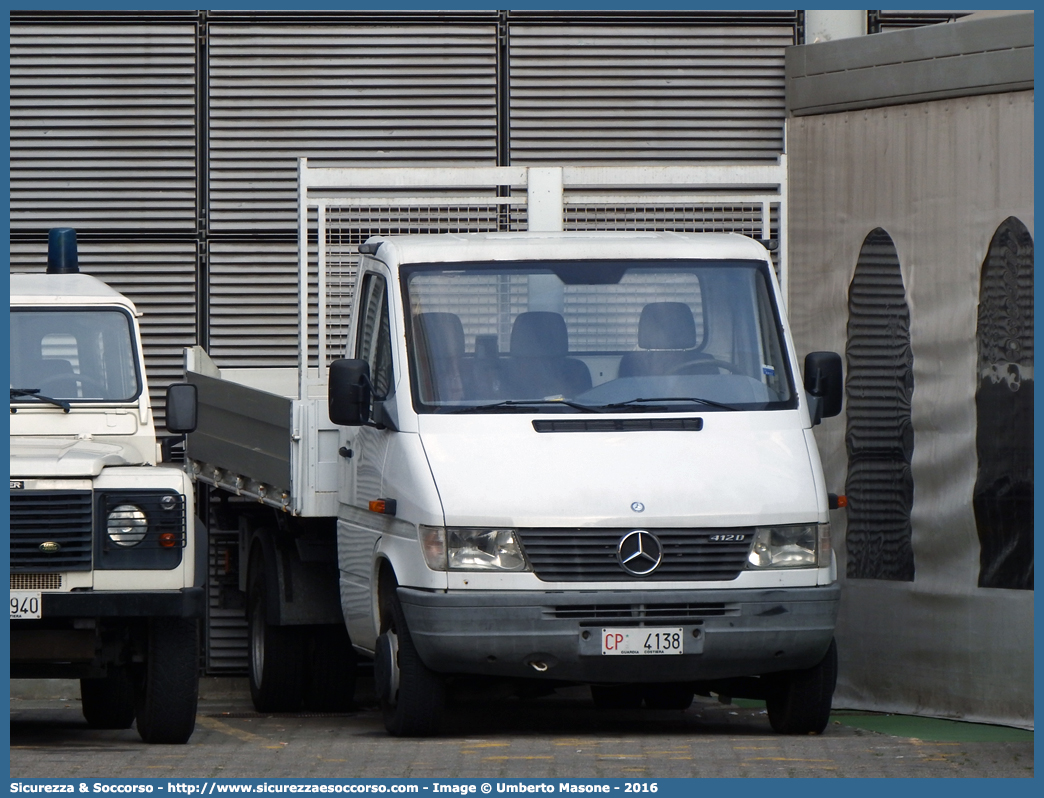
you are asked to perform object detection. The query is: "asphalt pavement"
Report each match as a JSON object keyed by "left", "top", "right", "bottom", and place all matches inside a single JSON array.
[{"left": 9, "top": 678, "right": 1034, "bottom": 779}]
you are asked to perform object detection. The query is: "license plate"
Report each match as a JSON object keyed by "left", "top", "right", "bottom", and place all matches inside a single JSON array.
[
  {"left": 10, "top": 591, "right": 42, "bottom": 619},
  {"left": 600, "top": 627, "right": 683, "bottom": 655}
]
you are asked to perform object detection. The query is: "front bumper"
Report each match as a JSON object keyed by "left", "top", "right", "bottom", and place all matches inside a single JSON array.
[
  {"left": 399, "top": 584, "right": 839, "bottom": 683},
  {"left": 10, "top": 588, "right": 204, "bottom": 678},
  {"left": 21, "top": 587, "right": 205, "bottom": 619}
]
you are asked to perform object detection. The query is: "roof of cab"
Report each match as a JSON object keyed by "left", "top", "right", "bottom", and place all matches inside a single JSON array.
[
  {"left": 362, "top": 231, "right": 772, "bottom": 268},
  {"left": 10, "top": 272, "right": 137, "bottom": 309}
]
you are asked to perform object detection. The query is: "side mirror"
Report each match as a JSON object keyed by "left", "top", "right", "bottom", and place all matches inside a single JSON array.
[
  {"left": 803, "top": 352, "right": 843, "bottom": 425},
  {"left": 165, "top": 383, "right": 198, "bottom": 434},
  {"left": 329, "top": 359, "right": 371, "bottom": 426}
]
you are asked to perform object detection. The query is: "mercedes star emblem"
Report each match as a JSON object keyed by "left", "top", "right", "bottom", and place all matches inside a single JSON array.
[
  {"left": 617, "top": 530, "right": 663, "bottom": 576},
  {"left": 631, "top": 501, "right": 645, "bottom": 513}
]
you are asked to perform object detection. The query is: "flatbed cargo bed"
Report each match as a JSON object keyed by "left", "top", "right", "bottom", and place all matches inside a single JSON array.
[{"left": 184, "top": 346, "right": 339, "bottom": 517}]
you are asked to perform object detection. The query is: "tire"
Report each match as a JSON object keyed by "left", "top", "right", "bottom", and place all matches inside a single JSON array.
[
  {"left": 247, "top": 553, "right": 304, "bottom": 713},
  {"left": 303, "top": 624, "right": 357, "bottom": 712},
  {"left": 378, "top": 580, "right": 445, "bottom": 737},
  {"left": 765, "top": 638, "right": 838, "bottom": 735},
  {"left": 590, "top": 685, "right": 643, "bottom": 710},
  {"left": 81, "top": 666, "right": 135, "bottom": 729},
  {"left": 643, "top": 683, "right": 694, "bottom": 711},
  {"left": 134, "top": 618, "right": 200, "bottom": 744}
]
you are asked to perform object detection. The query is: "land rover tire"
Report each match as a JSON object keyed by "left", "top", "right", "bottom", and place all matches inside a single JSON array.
[
  {"left": 378, "top": 579, "right": 445, "bottom": 737},
  {"left": 247, "top": 550, "right": 304, "bottom": 712},
  {"left": 303, "top": 624, "right": 357, "bottom": 712},
  {"left": 134, "top": 618, "right": 199, "bottom": 744},
  {"left": 81, "top": 665, "right": 135, "bottom": 729},
  {"left": 765, "top": 637, "right": 838, "bottom": 735}
]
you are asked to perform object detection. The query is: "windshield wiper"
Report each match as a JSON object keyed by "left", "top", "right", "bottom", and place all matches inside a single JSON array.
[
  {"left": 448, "top": 399, "right": 604, "bottom": 414},
  {"left": 601, "top": 396, "right": 738, "bottom": 412},
  {"left": 10, "top": 387, "right": 71, "bottom": 413}
]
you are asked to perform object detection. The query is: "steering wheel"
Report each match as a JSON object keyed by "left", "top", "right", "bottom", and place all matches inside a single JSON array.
[
  {"left": 667, "top": 358, "right": 744, "bottom": 376},
  {"left": 35, "top": 374, "right": 107, "bottom": 397}
]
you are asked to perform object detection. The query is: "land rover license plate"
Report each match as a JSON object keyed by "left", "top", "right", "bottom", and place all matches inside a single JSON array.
[
  {"left": 10, "top": 591, "right": 42, "bottom": 619},
  {"left": 600, "top": 627, "right": 683, "bottom": 655}
]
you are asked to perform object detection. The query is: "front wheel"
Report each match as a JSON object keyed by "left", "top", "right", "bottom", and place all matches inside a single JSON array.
[
  {"left": 765, "top": 638, "right": 838, "bottom": 735},
  {"left": 376, "top": 580, "right": 445, "bottom": 737},
  {"left": 134, "top": 618, "right": 200, "bottom": 744}
]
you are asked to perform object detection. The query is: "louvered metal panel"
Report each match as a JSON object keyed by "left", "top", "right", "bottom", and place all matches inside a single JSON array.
[
  {"left": 207, "top": 23, "right": 499, "bottom": 233},
  {"left": 508, "top": 22, "right": 795, "bottom": 164},
  {"left": 9, "top": 23, "right": 198, "bottom": 232},
  {"left": 206, "top": 527, "right": 248, "bottom": 673},
  {"left": 870, "top": 10, "right": 974, "bottom": 34},
  {"left": 10, "top": 241, "right": 198, "bottom": 423},
  {"left": 208, "top": 240, "right": 302, "bottom": 368},
  {"left": 844, "top": 228, "right": 915, "bottom": 582}
]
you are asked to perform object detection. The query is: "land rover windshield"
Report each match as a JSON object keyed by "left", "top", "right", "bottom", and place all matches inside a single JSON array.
[
  {"left": 10, "top": 308, "right": 142, "bottom": 403},
  {"left": 402, "top": 259, "right": 796, "bottom": 414}
]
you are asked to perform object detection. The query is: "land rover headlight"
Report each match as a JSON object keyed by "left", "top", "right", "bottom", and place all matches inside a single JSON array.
[
  {"left": 107, "top": 504, "right": 148, "bottom": 547},
  {"left": 746, "top": 523, "right": 829, "bottom": 569},
  {"left": 419, "top": 525, "right": 528, "bottom": 571}
]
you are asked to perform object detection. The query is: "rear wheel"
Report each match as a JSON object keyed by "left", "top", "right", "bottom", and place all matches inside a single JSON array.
[
  {"left": 765, "top": 638, "right": 838, "bottom": 735},
  {"left": 247, "top": 551, "right": 304, "bottom": 712},
  {"left": 303, "top": 624, "right": 357, "bottom": 712},
  {"left": 376, "top": 578, "right": 445, "bottom": 737},
  {"left": 134, "top": 618, "right": 199, "bottom": 744},
  {"left": 81, "top": 666, "right": 135, "bottom": 729}
]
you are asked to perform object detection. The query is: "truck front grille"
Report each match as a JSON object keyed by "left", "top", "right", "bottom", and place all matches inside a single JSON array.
[
  {"left": 516, "top": 527, "right": 754, "bottom": 582},
  {"left": 10, "top": 490, "right": 93, "bottom": 572}
]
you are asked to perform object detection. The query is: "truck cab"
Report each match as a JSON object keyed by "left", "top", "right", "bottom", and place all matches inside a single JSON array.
[
  {"left": 328, "top": 231, "right": 843, "bottom": 735},
  {"left": 9, "top": 228, "right": 203, "bottom": 744}
]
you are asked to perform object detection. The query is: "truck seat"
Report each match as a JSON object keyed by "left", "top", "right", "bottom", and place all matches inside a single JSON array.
[
  {"left": 413, "top": 312, "right": 472, "bottom": 403},
  {"left": 29, "top": 357, "right": 79, "bottom": 398},
  {"left": 618, "top": 302, "right": 708, "bottom": 377},
  {"left": 505, "top": 311, "right": 591, "bottom": 399}
]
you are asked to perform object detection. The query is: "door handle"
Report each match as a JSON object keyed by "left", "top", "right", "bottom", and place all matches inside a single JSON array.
[{"left": 339, "top": 446, "right": 354, "bottom": 459}]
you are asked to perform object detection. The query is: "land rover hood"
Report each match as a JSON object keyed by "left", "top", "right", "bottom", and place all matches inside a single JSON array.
[
  {"left": 417, "top": 413, "right": 820, "bottom": 528},
  {"left": 10, "top": 438, "right": 146, "bottom": 478}
]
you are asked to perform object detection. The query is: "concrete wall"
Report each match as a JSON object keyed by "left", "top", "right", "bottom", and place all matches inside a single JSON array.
[{"left": 786, "top": 17, "right": 1033, "bottom": 727}]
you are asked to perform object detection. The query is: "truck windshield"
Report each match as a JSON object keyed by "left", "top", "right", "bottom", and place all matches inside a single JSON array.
[
  {"left": 401, "top": 259, "right": 795, "bottom": 413},
  {"left": 9, "top": 308, "right": 141, "bottom": 403}
]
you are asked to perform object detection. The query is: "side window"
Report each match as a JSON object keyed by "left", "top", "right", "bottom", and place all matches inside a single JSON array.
[{"left": 354, "top": 273, "right": 394, "bottom": 398}]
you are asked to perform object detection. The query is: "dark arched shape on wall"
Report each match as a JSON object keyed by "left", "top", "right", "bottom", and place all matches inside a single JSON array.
[
  {"left": 845, "top": 228, "right": 915, "bottom": 581},
  {"left": 975, "top": 217, "right": 1034, "bottom": 590}
]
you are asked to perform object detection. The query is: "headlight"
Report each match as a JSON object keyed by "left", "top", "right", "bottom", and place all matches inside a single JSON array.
[
  {"left": 107, "top": 504, "right": 148, "bottom": 547},
  {"left": 746, "top": 523, "right": 828, "bottom": 569},
  {"left": 448, "top": 528, "right": 527, "bottom": 571},
  {"left": 418, "top": 526, "right": 528, "bottom": 572}
]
